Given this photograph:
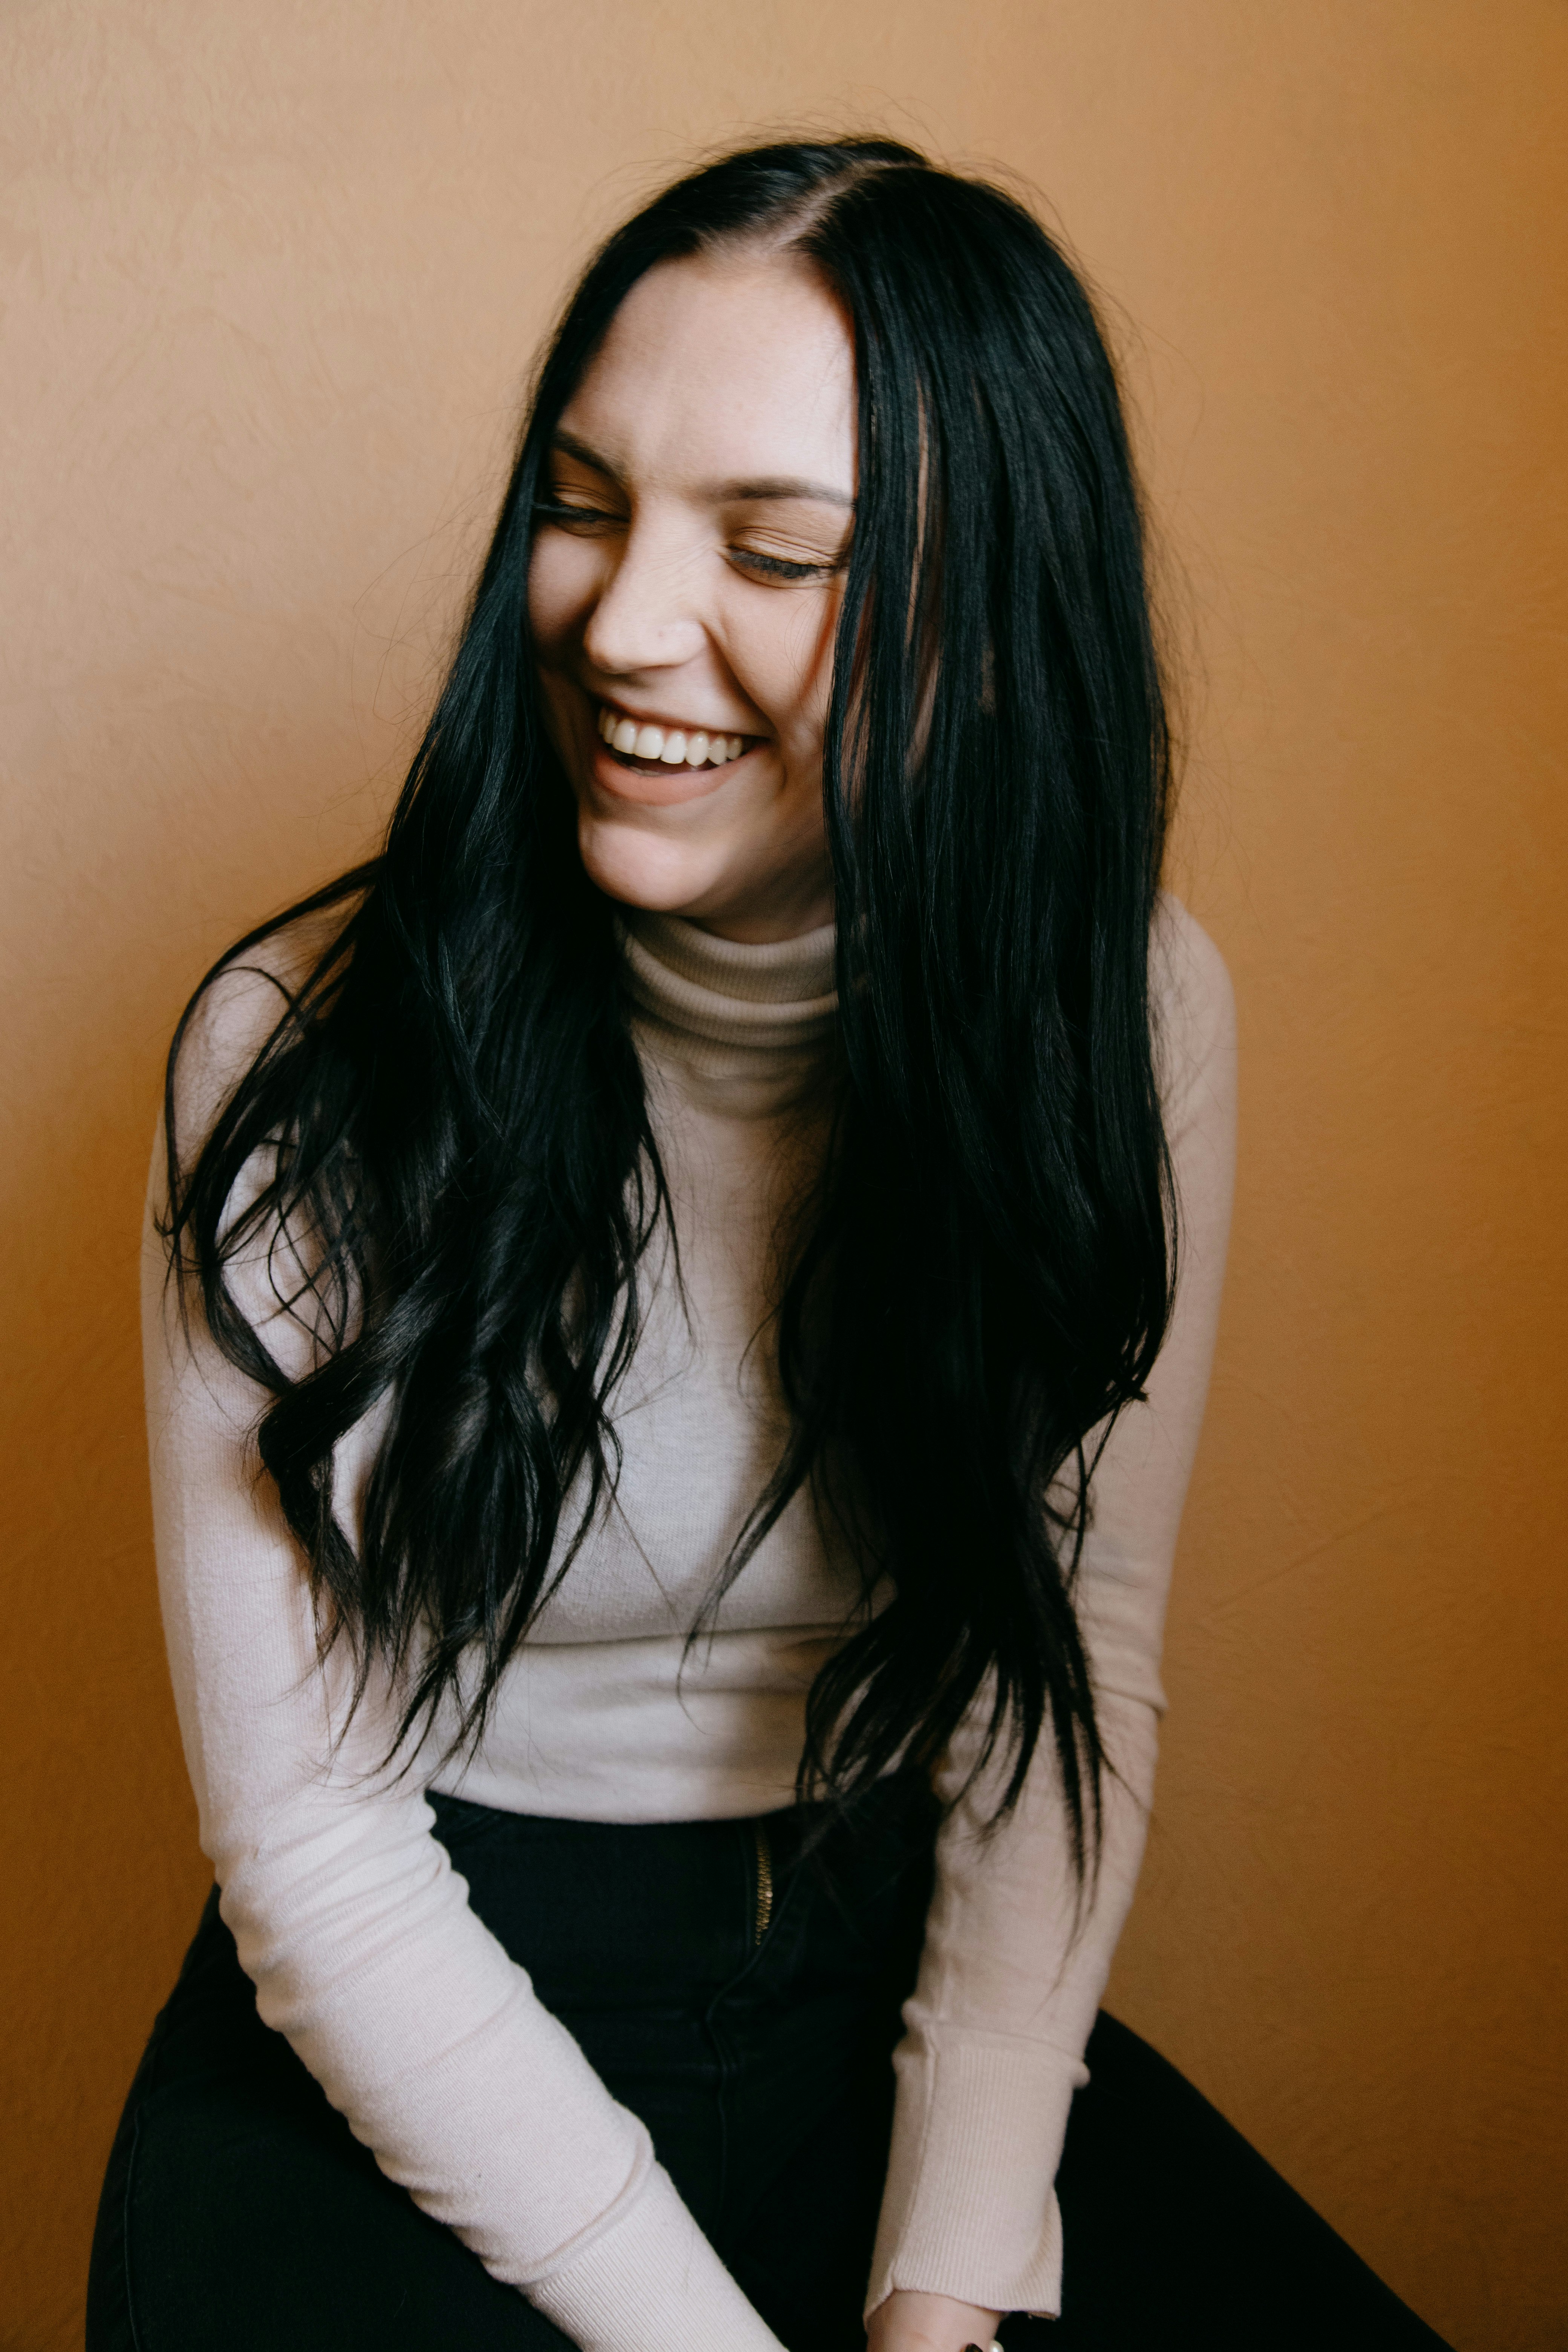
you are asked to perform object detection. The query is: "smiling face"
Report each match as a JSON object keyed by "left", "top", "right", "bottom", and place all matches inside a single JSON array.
[{"left": 527, "top": 250, "right": 856, "bottom": 943}]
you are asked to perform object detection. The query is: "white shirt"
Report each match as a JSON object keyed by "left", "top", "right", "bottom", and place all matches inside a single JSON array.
[{"left": 144, "top": 894, "right": 1236, "bottom": 2350}]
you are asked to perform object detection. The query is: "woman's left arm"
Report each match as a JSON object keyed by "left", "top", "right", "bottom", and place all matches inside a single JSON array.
[{"left": 866, "top": 898, "right": 1239, "bottom": 2347}]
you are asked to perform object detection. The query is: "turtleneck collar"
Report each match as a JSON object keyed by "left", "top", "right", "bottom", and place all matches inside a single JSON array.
[{"left": 619, "top": 907, "right": 838, "bottom": 1119}]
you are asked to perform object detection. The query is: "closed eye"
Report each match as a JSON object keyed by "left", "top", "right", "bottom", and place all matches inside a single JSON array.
[
  {"left": 534, "top": 498, "right": 623, "bottom": 533},
  {"left": 727, "top": 546, "right": 845, "bottom": 585}
]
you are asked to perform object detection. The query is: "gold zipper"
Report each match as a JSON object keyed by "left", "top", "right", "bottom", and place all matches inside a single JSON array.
[{"left": 752, "top": 1820, "right": 774, "bottom": 1945}]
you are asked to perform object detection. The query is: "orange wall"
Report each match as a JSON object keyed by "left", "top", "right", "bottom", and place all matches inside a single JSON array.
[{"left": 3, "top": 6, "right": 1564, "bottom": 2347}]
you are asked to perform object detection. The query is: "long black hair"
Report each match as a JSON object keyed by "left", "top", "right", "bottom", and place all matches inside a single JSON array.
[{"left": 164, "top": 138, "right": 1175, "bottom": 1873}]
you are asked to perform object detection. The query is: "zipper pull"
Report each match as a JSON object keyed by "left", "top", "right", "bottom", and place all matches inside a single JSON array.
[{"left": 752, "top": 1820, "right": 774, "bottom": 1945}]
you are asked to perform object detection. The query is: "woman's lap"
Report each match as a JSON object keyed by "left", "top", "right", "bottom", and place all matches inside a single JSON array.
[
  {"left": 88, "top": 1788, "right": 927, "bottom": 2352},
  {"left": 87, "top": 1793, "right": 1449, "bottom": 2351}
]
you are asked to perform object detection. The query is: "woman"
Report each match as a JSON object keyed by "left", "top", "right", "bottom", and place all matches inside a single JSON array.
[{"left": 88, "top": 139, "right": 1446, "bottom": 2351}]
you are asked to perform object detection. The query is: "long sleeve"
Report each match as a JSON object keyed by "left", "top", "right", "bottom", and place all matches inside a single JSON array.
[
  {"left": 865, "top": 897, "right": 1239, "bottom": 2318},
  {"left": 144, "top": 957, "right": 785, "bottom": 2352}
]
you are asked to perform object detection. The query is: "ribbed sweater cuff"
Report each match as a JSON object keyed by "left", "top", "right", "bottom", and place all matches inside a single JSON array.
[
  {"left": 528, "top": 2161, "right": 786, "bottom": 2352},
  {"left": 864, "top": 2031, "right": 1089, "bottom": 2320}
]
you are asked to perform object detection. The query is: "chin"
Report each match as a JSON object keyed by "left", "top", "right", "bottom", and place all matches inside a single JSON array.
[{"left": 576, "top": 815, "right": 727, "bottom": 923}]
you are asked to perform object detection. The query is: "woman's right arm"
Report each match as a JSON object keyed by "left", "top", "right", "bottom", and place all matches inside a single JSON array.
[{"left": 145, "top": 955, "right": 782, "bottom": 2352}]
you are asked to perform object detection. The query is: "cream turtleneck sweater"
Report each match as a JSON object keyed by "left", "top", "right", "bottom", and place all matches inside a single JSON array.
[{"left": 144, "top": 896, "right": 1236, "bottom": 2352}]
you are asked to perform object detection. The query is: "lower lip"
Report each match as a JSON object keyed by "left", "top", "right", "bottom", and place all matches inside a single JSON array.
[{"left": 586, "top": 735, "right": 755, "bottom": 808}]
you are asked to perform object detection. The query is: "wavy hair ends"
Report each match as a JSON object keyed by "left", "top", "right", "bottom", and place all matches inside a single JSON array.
[{"left": 163, "top": 137, "right": 1175, "bottom": 1877}]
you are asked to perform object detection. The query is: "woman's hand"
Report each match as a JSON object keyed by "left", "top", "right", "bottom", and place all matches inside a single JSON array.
[{"left": 865, "top": 2289, "right": 1004, "bottom": 2352}]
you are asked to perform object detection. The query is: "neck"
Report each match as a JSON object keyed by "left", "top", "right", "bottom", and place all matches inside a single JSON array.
[
  {"left": 617, "top": 905, "right": 839, "bottom": 1120},
  {"left": 682, "top": 891, "right": 835, "bottom": 947},
  {"left": 629, "top": 862, "right": 835, "bottom": 948}
]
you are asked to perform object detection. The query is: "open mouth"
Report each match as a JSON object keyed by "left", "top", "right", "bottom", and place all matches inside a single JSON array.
[{"left": 595, "top": 701, "right": 756, "bottom": 776}]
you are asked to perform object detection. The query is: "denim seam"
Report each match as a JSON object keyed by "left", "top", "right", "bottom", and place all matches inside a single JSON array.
[{"left": 120, "top": 2102, "right": 147, "bottom": 2352}]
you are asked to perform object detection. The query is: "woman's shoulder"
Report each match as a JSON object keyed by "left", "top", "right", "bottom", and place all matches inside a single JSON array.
[
  {"left": 1150, "top": 890, "right": 1237, "bottom": 1133},
  {"left": 166, "top": 898, "right": 354, "bottom": 1156}
]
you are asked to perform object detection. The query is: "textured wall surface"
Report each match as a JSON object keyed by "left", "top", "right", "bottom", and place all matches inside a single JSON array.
[{"left": 2, "top": 5, "right": 1564, "bottom": 2347}]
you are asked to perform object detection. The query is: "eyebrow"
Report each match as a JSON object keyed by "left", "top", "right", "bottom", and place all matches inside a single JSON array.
[
  {"left": 549, "top": 431, "right": 853, "bottom": 511},
  {"left": 719, "top": 475, "right": 854, "bottom": 509}
]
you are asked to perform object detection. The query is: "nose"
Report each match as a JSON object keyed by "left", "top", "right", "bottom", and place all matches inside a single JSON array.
[{"left": 579, "top": 516, "right": 707, "bottom": 679}]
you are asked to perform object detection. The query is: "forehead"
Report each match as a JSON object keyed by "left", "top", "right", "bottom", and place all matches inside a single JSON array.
[{"left": 557, "top": 251, "right": 857, "bottom": 495}]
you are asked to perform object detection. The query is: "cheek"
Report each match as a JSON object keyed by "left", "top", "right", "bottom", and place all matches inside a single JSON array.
[
  {"left": 729, "top": 593, "right": 840, "bottom": 764},
  {"left": 527, "top": 537, "right": 592, "bottom": 660}
]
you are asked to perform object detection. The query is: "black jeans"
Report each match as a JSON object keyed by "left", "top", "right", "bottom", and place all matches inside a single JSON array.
[{"left": 88, "top": 1785, "right": 1450, "bottom": 2350}]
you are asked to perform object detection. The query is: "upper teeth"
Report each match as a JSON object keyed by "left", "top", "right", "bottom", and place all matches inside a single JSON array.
[{"left": 597, "top": 707, "right": 747, "bottom": 767}]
